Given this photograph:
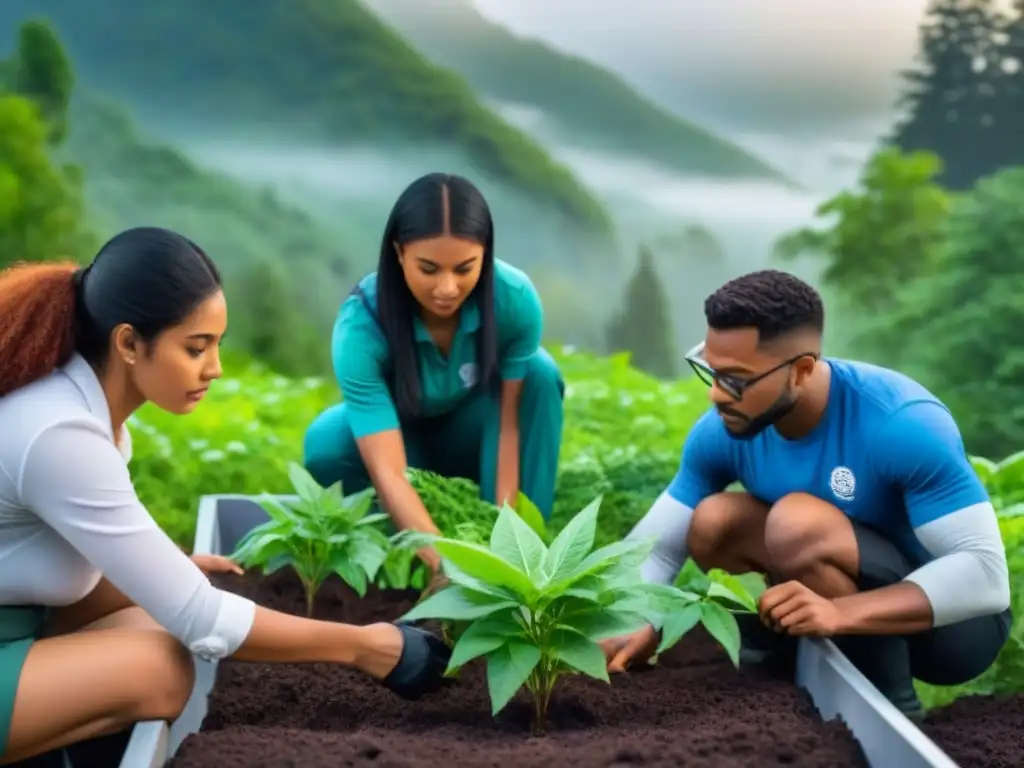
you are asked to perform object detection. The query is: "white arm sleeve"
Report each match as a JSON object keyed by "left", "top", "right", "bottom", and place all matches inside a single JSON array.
[
  {"left": 626, "top": 492, "right": 696, "bottom": 584},
  {"left": 19, "top": 418, "right": 256, "bottom": 659},
  {"left": 904, "top": 501, "right": 1010, "bottom": 627}
]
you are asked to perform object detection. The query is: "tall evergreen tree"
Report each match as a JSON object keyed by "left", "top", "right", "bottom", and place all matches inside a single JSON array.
[
  {"left": 605, "top": 245, "right": 676, "bottom": 378},
  {"left": 992, "top": 1, "right": 1024, "bottom": 150},
  {"left": 890, "top": 0, "right": 1004, "bottom": 189},
  {"left": 11, "top": 20, "right": 74, "bottom": 146}
]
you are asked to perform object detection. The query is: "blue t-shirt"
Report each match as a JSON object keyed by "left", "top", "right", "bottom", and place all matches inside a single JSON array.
[{"left": 668, "top": 358, "right": 989, "bottom": 567}]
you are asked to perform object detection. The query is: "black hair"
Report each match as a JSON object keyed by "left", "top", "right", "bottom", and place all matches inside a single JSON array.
[
  {"left": 0, "top": 226, "right": 221, "bottom": 398},
  {"left": 376, "top": 172, "right": 498, "bottom": 417},
  {"left": 704, "top": 269, "right": 824, "bottom": 344},
  {"left": 76, "top": 226, "right": 222, "bottom": 364}
]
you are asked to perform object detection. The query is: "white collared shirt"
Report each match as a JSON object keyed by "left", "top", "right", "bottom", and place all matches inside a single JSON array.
[{"left": 0, "top": 354, "right": 255, "bottom": 659}]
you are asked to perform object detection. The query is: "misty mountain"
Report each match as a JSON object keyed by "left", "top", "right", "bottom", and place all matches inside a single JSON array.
[
  {"left": 366, "top": 0, "right": 792, "bottom": 185},
  {"left": 60, "top": 93, "right": 353, "bottom": 365},
  {"left": 0, "top": 0, "right": 611, "bottom": 233}
]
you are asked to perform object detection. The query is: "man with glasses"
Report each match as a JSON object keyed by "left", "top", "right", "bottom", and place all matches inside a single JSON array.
[{"left": 600, "top": 269, "right": 1011, "bottom": 722}]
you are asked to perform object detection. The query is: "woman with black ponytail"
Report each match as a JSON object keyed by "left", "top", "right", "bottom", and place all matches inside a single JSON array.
[
  {"left": 304, "top": 173, "right": 566, "bottom": 586},
  {"left": 0, "top": 227, "right": 449, "bottom": 764}
]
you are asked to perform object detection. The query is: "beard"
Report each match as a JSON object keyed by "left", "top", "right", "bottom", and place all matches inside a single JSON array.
[{"left": 718, "top": 388, "right": 799, "bottom": 441}]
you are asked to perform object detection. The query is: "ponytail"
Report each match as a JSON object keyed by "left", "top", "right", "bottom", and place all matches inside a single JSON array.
[{"left": 0, "top": 261, "right": 81, "bottom": 399}]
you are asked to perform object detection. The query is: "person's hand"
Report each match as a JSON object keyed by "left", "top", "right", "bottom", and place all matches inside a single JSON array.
[
  {"left": 357, "top": 621, "right": 452, "bottom": 699},
  {"left": 191, "top": 554, "right": 244, "bottom": 575},
  {"left": 758, "top": 580, "right": 842, "bottom": 637},
  {"left": 600, "top": 624, "right": 660, "bottom": 673},
  {"left": 422, "top": 568, "right": 450, "bottom": 599}
]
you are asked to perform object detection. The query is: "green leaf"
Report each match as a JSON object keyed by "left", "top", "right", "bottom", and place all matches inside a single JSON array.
[
  {"left": 676, "top": 558, "right": 712, "bottom": 594},
  {"left": 356, "top": 512, "right": 390, "bottom": 528},
  {"left": 332, "top": 553, "right": 367, "bottom": 597},
  {"left": 558, "top": 607, "right": 649, "bottom": 642},
  {"left": 657, "top": 602, "right": 701, "bottom": 653},
  {"left": 544, "top": 496, "right": 601, "bottom": 581},
  {"left": 349, "top": 539, "right": 387, "bottom": 581},
  {"left": 446, "top": 610, "right": 524, "bottom": 671},
  {"left": 341, "top": 486, "right": 376, "bottom": 522},
  {"left": 550, "top": 537, "right": 655, "bottom": 594},
  {"left": 486, "top": 640, "right": 542, "bottom": 715},
  {"left": 288, "top": 462, "right": 325, "bottom": 502},
  {"left": 699, "top": 600, "right": 742, "bottom": 667},
  {"left": 257, "top": 495, "right": 301, "bottom": 525},
  {"left": 489, "top": 503, "right": 548, "bottom": 580},
  {"left": 441, "top": 559, "right": 517, "bottom": 600},
  {"left": 434, "top": 539, "right": 536, "bottom": 597},
  {"left": 230, "top": 525, "right": 283, "bottom": 562},
  {"left": 732, "top": 572, "right": 768, "bottom": 604},
  {"left": 514, "top": 492, "right": 549, "bottom": 542},
  {"left": 400, "top": 584, "right": 518, "bottom": 623},
  {"left": 263, "top": 552, "right": 293, "bottom": 574},
  {"left": 551, "top": 628, "right": 609, "bottom": 682},
  {"left": 706, "top": 581, "right": 756, "bottom": 612}
]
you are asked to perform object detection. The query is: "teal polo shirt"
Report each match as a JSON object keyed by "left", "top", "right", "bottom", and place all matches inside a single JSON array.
[{"left": 332, "top": 259, "right": 544, "bottom": 439}]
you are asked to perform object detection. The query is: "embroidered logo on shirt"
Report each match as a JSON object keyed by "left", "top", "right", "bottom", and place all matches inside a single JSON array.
[
  {"left": 829, "top": 466, "right": 856, "bottom": 501},
  {"left": 459, "top": 362, "right": 478, "bottom": 388}
]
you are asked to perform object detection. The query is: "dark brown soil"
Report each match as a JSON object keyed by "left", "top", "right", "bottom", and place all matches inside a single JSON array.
[
  {"left": 169, "top": 568, "right": 869, "bottom": 768},
  {"left": 923, "top": 694, "right": 1024, "bottom": 768}
]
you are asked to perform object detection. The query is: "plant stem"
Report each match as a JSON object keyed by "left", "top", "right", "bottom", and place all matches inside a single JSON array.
[
  {"left": 529, "top": 660, "right": 557, "bottom": 734},
  {"left": 301, "top": 577, "right": 317, "bottom": 617}
]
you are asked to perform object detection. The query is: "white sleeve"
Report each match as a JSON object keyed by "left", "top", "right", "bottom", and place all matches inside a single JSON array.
[
  {"left": 626, "top": 492, "right": 696, "bottom": 584},
  {"left": 905, "top": 501, "right": 1010, "bottom": 627},
  {"left": 18, "top": 417, "right": 256, "bottom": 659}
]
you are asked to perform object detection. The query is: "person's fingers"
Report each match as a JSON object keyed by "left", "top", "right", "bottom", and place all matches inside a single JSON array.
[
  {"left": 598, "top": 638, "right": 620, "bottom": 663},
  {"left": 758, "top": 581, "right": 800, "bottom": 615},
  {"left": 777, "top": 605, "right": 816, "bottom": 633},
  {"left": 608, "top": 630, "right": 653, "bottom": 674},
  {"left": 765, "top": 594, "right": 806, "bottom": 628}
]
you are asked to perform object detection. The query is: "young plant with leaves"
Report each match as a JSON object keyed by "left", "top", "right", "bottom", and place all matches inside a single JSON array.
[
  {"left": 399, "top": 495, "right": 664, "bottom": 731},
  {"left": 230, "top": 462, "right": 397, "bottom": 616},
  {"left": 642, "top": 558, "right": 764, "bottom": 667}
]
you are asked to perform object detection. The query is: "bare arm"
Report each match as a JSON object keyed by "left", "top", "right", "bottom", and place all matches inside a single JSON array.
[
  {"left": 494, "top": 379, "right": 523, "bottom": 508},
  {"left": 356, "top": 429, "right": 442, "bottom": 571}
]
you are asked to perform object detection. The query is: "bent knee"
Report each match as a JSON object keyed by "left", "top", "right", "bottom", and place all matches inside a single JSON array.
[
  {"left": 764, "top": 492, "right": 851, "bottom": 571},
  {"left": 133, "top": 634, "right": 195, "bottom": 722},
  {"left": 303, "top": 405, "right": 365, "bottom": 487},
  {"left": 522, "top": 351, "right": 564, "bottom": 396},
  {"left": 687, "top": 492, "right": 766, "bottom": 559}
]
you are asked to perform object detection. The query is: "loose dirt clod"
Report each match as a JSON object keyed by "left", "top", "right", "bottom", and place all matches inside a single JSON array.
[{"left": 168, "top": 568, "right": 870, "bottom": 767}]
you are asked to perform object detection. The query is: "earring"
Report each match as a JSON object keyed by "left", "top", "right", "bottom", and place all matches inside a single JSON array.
[{"left": 124, "top": 356, "right": 135, "bottom": 366}]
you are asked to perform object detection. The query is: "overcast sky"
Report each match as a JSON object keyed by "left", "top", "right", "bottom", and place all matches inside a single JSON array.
[{"left": 467, "top": 0, "right": 937, "bottom": 137}]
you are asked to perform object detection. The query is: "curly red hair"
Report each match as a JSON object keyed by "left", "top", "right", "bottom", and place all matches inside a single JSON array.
[{"left": 0, "top": 261, "right": 80, "bottom": 399}]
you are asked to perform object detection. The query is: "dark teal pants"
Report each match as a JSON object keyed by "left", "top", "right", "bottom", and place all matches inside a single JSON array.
[{"left": 304, "top": 349, "right": 565, "bottom": 519}]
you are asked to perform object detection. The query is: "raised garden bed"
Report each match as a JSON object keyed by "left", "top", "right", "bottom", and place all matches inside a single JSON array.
[
  {"left": 121, "top": 495, "right": 962, "bottom": 768},
  {"left": 173, "top": 568, "right": 866, "bottom": 767}
]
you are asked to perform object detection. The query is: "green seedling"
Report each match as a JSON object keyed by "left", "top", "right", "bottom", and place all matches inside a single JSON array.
[
  {"left": 512, "top": 491, "right": 550, "bottom": 543},
  {"left": 644, "top": 558, "right": 763, "bottom": 667},
  {"left": 230, "top": 462, "right": 394, "bottom": 616},
  {"left": 399, "top": 495, "right": 665, "bottom": 732}
]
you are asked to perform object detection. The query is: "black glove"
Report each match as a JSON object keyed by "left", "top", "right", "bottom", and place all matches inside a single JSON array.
[{"left": 380, "top": 622, "right": 452, "bottom": 700}]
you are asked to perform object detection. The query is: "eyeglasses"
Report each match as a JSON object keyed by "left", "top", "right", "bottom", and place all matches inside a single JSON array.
[{"left": 685, "top": 341, "right": 819, "bottom": 401}]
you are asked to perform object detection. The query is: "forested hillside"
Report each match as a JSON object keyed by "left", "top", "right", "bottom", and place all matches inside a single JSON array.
[
  {"left": 0, "top": 0, "right": 611, "bottom": 232},
  {"left": 369, "top": 0, "right": 792, "bottom": 183}
]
